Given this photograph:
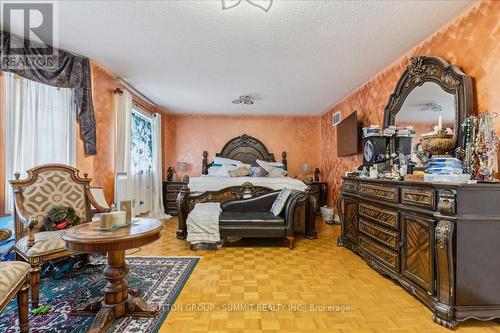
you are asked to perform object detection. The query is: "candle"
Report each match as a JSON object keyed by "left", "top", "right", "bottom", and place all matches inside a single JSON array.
[
  {"left": 99, "top": 213, "right": 113, "bottom": 231},
  {"left": 111, "top": 211, "right": 127, "bottom": 227},
  {"left": 438, "top": 115, "right": 443, "bottom": 130}
]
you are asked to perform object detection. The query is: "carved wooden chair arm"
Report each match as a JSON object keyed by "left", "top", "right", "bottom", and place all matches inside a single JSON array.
[
  {"left": 86, "top": 188, "right": 110, "bottom": 213},
  {"left": 24, "top": 216, "right": 38, "bottom": 248},
  {"left": 12, "top": 191, "right": 38, "bottom": 247},
  {"left": 14, "top": 216, "right": 38, "bottom": 249}
]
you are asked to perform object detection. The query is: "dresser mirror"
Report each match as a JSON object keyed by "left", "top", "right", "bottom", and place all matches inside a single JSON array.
[
  {"left": 383, "top": 56, "right": 474, "bottom": 151},
  {"left": 394, "top": 81, "right": 456, "bottom": 142}
]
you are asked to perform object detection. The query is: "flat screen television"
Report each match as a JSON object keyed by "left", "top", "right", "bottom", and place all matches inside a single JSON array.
[{"left": 337, "top": 111, "right": 360, "bottom": 157}]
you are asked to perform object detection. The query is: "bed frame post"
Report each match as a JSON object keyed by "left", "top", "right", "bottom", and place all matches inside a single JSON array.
[
  {"left": 202, "top": 151, "right": 209, "bottom": 175},
  {"left": 304, "top": 185, "right": 318, "bottom": 239},
  {"left": 176, "top": 176, "right": 190, "bottom": 239},
  {"left": 282, "top": 151, "right": 287, "bottom": 171}
]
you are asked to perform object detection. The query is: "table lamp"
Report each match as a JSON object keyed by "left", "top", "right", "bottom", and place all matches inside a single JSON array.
[
  {"left": 176, "top": 162, "right": 188, "bottom": 181},
  {"left": 302, "top": 163, "right": 311, "bottom": 181}
]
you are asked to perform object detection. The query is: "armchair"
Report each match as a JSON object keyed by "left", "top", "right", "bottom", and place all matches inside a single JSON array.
[
  {"left": 9, "top": 164, "right": 107, "bottom": 308},
  {"left": 0, "top": 229, "right": 30, "bottom": 333}
]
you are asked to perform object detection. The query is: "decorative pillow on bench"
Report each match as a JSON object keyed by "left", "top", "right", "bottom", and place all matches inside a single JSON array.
[{"left": 270, "top": 188, "right": 292, "bottom": 216}]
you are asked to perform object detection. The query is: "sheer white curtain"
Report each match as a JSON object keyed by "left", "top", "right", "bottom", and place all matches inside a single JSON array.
[
  {"left": 115, "top": 91, "right": 167, "bottom": 218},
  {"left": 150, "top": 113, "right": 167, "bottom": 218},
  {"left": 114, "top": 90, "right": 134, "bottom": 213},
  {"left": 4, "top": 73, "right": 76, "bottom": 214},
  {"left": 130, "top": 109, "right": 153, "bottom": 216}
]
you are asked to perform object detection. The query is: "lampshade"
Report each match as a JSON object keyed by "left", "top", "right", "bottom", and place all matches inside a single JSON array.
[
  {"left": 301, "top": 163, "right": 310, "bottom": 174},
  {"left": 176, "top": 162, "right": 188, "bottom": 173}
]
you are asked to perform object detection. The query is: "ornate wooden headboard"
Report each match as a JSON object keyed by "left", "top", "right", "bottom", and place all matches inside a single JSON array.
[{"left": 202, "top": 134, "right": 287, "bottom": 174}]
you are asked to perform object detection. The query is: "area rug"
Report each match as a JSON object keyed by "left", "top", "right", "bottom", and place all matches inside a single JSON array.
[{"left": 0, "top": 256, "right": 198, "bottom": 333}]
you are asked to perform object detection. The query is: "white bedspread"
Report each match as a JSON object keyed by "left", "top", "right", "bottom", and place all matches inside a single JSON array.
[
  {"left": 186, "top": 203, "right": 222, "bottom": 243},
  {"left": 188, "top": 176, "right": 308, "bottom": 192}
]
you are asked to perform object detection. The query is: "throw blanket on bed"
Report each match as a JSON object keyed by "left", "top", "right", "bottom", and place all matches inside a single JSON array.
[{"left": 186, "top": 203, "right": 222, "bottom": 243}]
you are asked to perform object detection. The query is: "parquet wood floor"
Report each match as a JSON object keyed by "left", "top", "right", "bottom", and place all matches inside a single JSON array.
[{"left": 136, "top": 218, "right": 499, "bottom": 333}]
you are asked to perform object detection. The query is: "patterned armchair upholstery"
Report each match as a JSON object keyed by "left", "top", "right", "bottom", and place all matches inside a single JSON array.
[
  {"left": 0, "top": 237, "right": 30, "bottom": 333},
  {"left": 10, "top": 164, "right": 107, "bottom": 308}
]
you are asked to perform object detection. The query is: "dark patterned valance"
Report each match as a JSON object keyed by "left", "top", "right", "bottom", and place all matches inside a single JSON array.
[{"left": 0, "top": 30, "right": 97, "bottom": 154}]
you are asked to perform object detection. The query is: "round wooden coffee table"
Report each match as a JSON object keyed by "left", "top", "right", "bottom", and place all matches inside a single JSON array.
[{"left": 61, "top": 218, "right": 164, "bottom": 333}]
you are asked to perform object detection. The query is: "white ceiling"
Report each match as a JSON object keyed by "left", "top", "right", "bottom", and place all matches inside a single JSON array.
[{"left": 8, "top": 0, "right": 477, "bottom": 115}]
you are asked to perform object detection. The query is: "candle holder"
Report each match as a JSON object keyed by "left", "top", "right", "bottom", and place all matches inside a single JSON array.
[
  {"left": 120, "top": 200, "right": 132, "bottom": 225},
  {"left": 420, "top": 129, "right": 455, "bottom": 156}
]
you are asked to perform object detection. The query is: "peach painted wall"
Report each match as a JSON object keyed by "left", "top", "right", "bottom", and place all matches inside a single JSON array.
[
  {"left": 75, "top": 62, "right": 117, "bottom": 204},
  {"left": 320, "top": 0, "right": 500, "bottom": 206},
  {"left": 163, "top": 114, "right": 321, "bottom": 179}
]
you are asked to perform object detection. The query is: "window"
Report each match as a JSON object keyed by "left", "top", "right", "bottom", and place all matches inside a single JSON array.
[
  {"left": 4, "top": 73, "right": 76, "bottom": 214},
  {"left": 131, "top": 109, "right": 153, "bottom": 177},
  {"left": 130, "top": 108, "right": 153, "bottom": 215}
]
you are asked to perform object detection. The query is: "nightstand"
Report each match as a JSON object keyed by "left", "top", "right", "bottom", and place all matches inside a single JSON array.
[
  {"left": 307, "top": 181, "right": 327, "bottom": 215},
  {"left": 162, "top": 181, "right": 185, "bottom": 215}
]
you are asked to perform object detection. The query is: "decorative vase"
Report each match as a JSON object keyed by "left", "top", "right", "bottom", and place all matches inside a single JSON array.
[{"left": 420, "top": 132, "right": 455, "bottom": 156}]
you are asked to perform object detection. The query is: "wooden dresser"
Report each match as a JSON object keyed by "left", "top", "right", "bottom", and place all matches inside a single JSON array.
[
  {"left": 307, "top": 181, "right": 327, "bottom": 215},
  {"left": 337, "top": 177, "right": 500, "bottom": 329},
  {"left": 162, "top": 181, "right": 184, "bottom": 215}
]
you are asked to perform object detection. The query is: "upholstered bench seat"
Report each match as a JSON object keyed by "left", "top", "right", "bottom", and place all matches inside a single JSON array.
[
  {"left": 16, "top": 231, "right": 67, "bottom": 257},
  {"left": 215, "top": 190, "right": 307, "bottom": 248},
  {"left": 0, "top": 261, "right": 30, "bottom": 302},
  {"left": 219, "top": 212, "right": 285, "bottom": 227}
]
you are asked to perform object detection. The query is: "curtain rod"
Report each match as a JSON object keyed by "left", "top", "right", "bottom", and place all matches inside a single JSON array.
[{"left": 117, "top": 78, "right": 157, "bottom": 108}]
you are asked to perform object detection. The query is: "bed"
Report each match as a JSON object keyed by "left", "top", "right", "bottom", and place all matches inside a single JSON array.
[{"left": 176, "top": 134, "right": 317, "bottom": 240}]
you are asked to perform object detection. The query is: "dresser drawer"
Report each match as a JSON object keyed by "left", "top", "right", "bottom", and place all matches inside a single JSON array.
[
  {"left": 343, "top": 180, "right": 358, "bottom": 194},
  {"left": 166, "top": 193, "right": 179, "bottom": 201},
  {"left": 359, "top": 202, "right": 399, "bottom": 230},
  {"left": 359, "top": 182, "right": 399, "bottom": 202},
  {"left": 309, "top": 186, "right": 319, "bottom": 195},
  {"left": 360, "top": 235, "right": 400, "bottom": 271},
  {"left": 166, "top": 183, "right": 183, "bottom": 192},
  {"left": 166, "top": 202, "right": 177, "bottom": 210},
  {"left": 401, "top": 187, "right": 435, "bottom": 210},
  {"left": 359, "top": 218, "right": 399, "bottom": 251}
]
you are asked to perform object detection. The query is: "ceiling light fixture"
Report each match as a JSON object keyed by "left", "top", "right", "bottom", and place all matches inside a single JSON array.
[
  {"left": 222, "top": 0, "right": 273, "bottom": 12},
  {"left": 418, "top": 102, "right": 443, "bottom": 112},
  {"left": 232, "top": 95, "right": 254, "bottom": 105}
]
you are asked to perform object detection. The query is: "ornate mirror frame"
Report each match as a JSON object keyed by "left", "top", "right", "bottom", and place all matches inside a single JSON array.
[{"left": 383, "top": 56, "right": 474, "bottom": 144}]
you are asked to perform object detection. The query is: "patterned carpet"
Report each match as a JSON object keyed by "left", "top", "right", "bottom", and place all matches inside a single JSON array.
[{"left": 0, "top": 256, "right": 198, "bottom": 333}]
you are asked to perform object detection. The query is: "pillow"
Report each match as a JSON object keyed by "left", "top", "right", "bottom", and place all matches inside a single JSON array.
[
  {"left": 249, "top": 166, "right": 267, "bottom": 177},
  {"left": 270, "top": 188, "right": 292, "bottom": 216},
  {"left": 267, "top": 168, "right": 287, "bottom": 177},
  {"left": 256, "top": 159, "right": 287, "bottom": 177},
  {"left": 229, "top": 166, "right": 250, "bottom": 177},
  {"left": 267, "top": 161, "right": 286, "bottom": 169},
  {"left": 207, "top": 164, "right": 238, "bottom": 177},
  {"left": 248, "top": 161, "right": 267, "bottom": 177},
  {"left": 213, "top": 157, "right": 242, "bottom": 167}
]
